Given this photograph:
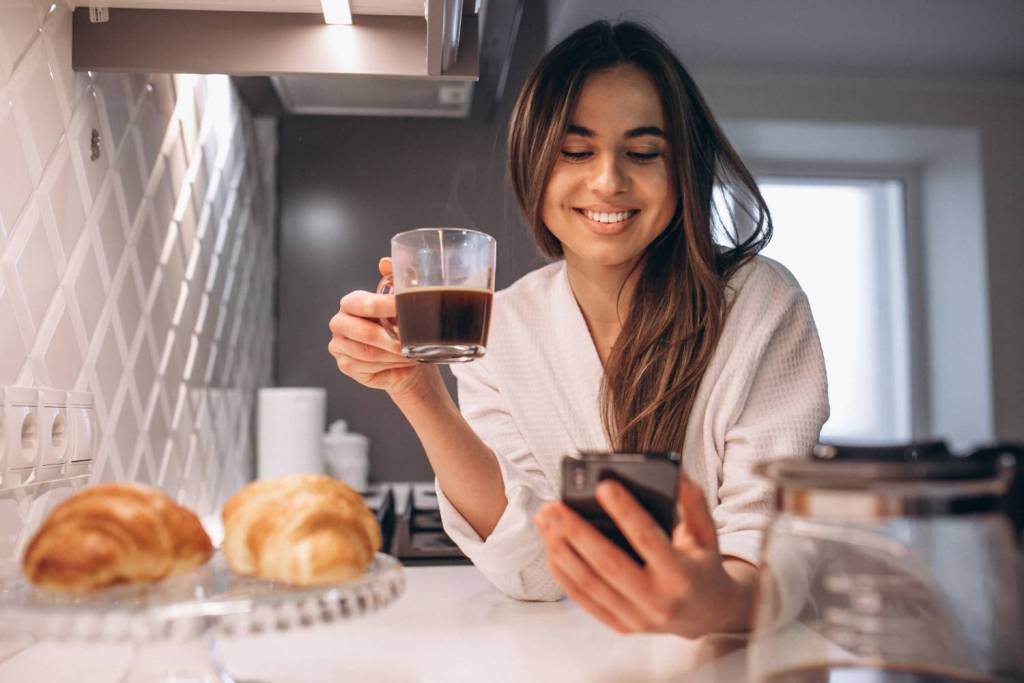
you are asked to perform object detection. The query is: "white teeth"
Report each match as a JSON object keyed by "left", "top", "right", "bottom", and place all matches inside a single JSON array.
[{"left": 582, "top": 209, "right": 635, "bottom": 223}]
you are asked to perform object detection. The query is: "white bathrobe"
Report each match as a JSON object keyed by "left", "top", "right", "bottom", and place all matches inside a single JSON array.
[{"left": 437, "top": 255, "right": 829, "bottom": 601}]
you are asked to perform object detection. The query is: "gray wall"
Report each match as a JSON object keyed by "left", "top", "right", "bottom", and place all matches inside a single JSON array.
[{"left": 276, "top": 2, "right": 549, "bottom": 482}]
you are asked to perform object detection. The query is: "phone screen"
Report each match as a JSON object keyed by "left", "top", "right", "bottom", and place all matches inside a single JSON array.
[{"left": 560, "top": 452, "right": 680, "bottom": 564}]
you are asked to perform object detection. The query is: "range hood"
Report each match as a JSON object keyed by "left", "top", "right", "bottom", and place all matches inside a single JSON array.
[{"left": 71, "top": 0, "right": 523, "bottom": 119}]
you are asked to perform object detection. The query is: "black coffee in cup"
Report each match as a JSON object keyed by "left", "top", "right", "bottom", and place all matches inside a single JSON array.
[{"left": 395, "top": 287, "right": 493, "bottom": 362}]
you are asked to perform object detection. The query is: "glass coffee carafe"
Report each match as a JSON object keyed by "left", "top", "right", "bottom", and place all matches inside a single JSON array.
[{"left": 748, "top": 443, "right": 1024, "bottom": 683}]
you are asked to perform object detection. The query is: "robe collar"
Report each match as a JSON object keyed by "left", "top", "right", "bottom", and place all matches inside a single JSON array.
[{"left": 549, "top": 261, "right": 613, "bottom": 453}]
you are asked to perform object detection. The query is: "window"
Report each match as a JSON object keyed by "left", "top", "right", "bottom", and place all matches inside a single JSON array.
[{"left": 757, "top": 177, "right": 911, "bottom": 444}]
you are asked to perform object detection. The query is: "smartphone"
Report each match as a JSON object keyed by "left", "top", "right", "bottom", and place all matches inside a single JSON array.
[{"left": 560, "top": 451, "right": 680, "bottom": 564}]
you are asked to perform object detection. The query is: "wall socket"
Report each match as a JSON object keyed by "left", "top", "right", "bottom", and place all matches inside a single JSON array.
[{"left": 0, "top": 386, "right": 95, "bottom": 490}]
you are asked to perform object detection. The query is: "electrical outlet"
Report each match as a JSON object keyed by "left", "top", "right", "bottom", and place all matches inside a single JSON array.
[
  {"left": 1, "top": 386, "right": 95, "bottom": 489},
  {"left": 1, "top": 386, "right": 40, "bottom": 480}
]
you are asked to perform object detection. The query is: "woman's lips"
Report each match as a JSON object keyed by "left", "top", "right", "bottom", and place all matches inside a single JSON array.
[{"left": 574, "top": 208, "right": 639, "bottom": 235}]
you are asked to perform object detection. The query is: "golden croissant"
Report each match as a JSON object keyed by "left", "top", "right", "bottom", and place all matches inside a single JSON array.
[
  {"left": 221, "top": 474, "right": 381, "bottom": 585},
  {"left": 22, "top": 483, "right": 213, "bottom": 592}
]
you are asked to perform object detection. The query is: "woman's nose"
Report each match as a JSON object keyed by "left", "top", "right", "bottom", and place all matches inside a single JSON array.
[{"left": 587, "top": 154, "right": 628, "bottom": 195}]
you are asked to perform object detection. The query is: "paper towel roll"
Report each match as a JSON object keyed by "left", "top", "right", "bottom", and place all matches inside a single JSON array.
[{"left": 257, "top": 387, "right": 326, "bottom": 479}]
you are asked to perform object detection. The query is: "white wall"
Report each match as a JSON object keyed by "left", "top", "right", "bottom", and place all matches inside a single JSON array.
[
  {"left": 0, "top": 2, "right": 276, "bottom": 560},
  {"left": 701, "top": 71, "right": 1024, "bottom": 444}
]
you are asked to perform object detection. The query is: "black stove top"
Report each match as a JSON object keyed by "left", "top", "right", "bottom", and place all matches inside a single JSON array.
[{"left": 362, "top": 483, "right": 470, "bottom": 566}]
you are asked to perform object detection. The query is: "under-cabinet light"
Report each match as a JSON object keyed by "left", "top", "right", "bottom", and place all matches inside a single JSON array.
[{"left": 320, "top": 0, "right": 353, "bottom": 25}]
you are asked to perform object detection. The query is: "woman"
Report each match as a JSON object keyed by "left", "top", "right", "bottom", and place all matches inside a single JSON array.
[{"left": 328, "top": 20, "right": 828, "bottom": 637}]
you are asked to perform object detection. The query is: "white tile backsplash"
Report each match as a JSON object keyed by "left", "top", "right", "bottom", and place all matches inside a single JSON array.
[
  {"left": 0, "top": 3, "right": 276, "bottom": 561},
  {"left": 166, "top": 131, "right": 189, "bottom": 201},
  {"left": 0, "top": 285, "right": 28, "bottom": 384},
  {"left": 8, "top": 204, "right": 59, "bottom": 333},
  {"left": 9, "top": 38, "right": 63, "bottom": 179},
  {"left": 71, "top": 239, "right": 106, "bottom": 338},
  {"left": 67, "top": 89, "right": 109, "bottom": 205},
  {"left": 40, "top": 5, "right": 83, "bottom": 119},
  {"left": 39, "top": 295, "right": 82, "bottom": 390},
  {"left": 116, "top": 259, "right": 145, "bottom": 343},
  {"left": 91, "top": 181, "right": 127, "bottom": 278},
  {"left": 134, "top": 205, "right": 161, "bottom": 287},
  {"left": 92, "top": 72, "right": 132, "bottom": 157},
  {"left": 0, "top": 1, "right": 40, "bottom": 82},
  {"left": 116, "top": 140, "right": 146, "bottom": 228},
  {"left": 37, "top": 141, "right": 87, "bottom": 262},
  {"left": 0, "top": 94, "right": 35, "bottom": 231},
  {"left": 91, "top": 320, "right": 123, "bottom": 407}
]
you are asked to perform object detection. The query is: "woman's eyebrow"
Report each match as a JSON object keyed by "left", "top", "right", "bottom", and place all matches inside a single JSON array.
[
  {"left": 565, "top": 124, "right": 665, "bottom": 138},
  {"left": 625, "top": 126, "right": 665, "bottom": 139}
]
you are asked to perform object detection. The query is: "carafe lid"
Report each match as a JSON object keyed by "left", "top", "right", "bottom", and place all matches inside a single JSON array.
[
  {"left": 755, "top": 454, "right": 1013, "bottom": 489},
  {"left": 754, "top": 453, "right": 1016, "bottom": 520}
]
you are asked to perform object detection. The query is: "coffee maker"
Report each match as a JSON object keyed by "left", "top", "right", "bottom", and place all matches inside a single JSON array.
[{"left": 749, "top": 440, "right": 1024, "bottom": 683}]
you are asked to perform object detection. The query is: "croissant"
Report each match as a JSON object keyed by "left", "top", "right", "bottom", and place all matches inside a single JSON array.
[
  {"left": 222, "top": 474, "right": 381, "bottom": 585},
  {"left": 22, "top": 483, "right": 213, "bottom": 592}
]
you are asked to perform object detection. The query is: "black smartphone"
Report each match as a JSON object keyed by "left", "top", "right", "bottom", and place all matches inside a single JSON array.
[{"left": 560, "top": 451, "right": 680, "bottom": 564}]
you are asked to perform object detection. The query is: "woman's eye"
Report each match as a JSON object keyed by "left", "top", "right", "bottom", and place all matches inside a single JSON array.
[
  {"left": 627, "top": 150, "right": 662, "bottom": 161},
  {"left": 560, "top": 150, "right": 592, "bottom": 160}
]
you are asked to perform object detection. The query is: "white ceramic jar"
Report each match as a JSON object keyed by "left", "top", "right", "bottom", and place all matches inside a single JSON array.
[{"left": 322, "top": 420, "right": 369, "bottom": 492}]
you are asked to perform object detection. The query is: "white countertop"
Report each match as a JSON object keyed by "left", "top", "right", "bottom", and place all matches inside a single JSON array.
[{"left": 0, "top": 565, "right": 754, "bottom": 682}]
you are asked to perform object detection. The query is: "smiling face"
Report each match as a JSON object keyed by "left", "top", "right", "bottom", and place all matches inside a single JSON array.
[{"left": 540, "top": 65, "right": 678, "bottom": 274}]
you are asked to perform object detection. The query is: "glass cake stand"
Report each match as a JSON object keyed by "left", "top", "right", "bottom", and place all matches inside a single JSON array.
[{"left": 0, "top": 551, "right": 405, "bottom": 683}]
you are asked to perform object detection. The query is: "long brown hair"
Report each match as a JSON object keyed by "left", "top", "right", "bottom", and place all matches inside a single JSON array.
[{"left": 507, "top": 21, "right": 772, "bottom": 452}]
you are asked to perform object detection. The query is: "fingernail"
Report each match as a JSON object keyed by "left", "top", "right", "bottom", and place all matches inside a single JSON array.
[{"left": 596, "top": 481, "right": 617, "bottom": 502}]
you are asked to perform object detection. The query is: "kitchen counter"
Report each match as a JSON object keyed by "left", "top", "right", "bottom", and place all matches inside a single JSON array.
[{"left": 0, "top": 565, "right": 756, "bottom": 682}]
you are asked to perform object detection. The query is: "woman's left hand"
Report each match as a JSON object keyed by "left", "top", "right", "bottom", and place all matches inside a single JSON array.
[{"left": 533, "top": 475, "right": 755, "bottom": 638}]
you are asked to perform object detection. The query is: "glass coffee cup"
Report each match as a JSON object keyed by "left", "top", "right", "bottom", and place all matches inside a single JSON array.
[{"left": 377, "top": 228, "right": 496, "bottom": 364}]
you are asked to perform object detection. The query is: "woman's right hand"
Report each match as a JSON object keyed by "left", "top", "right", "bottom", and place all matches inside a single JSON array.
[{"left": 327, "top": 258, "right": 438, "bottom": 400}]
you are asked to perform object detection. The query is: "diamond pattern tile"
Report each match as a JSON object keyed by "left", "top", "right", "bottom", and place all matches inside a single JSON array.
[
  {"left": 67, "top": 87, "right": 109, "bottom": 208},
  {"left": 0, "top": 0, "right": 41, "bottom": 83},
  {"left": 150, "top": 159, "right": 178, "bottom": 244},
  {"left": 9, "top": 38, "right": 63, "bottom": 181},
  {"left": 6, "top": 203, "right": 59, "bottom": 334},
  {"left": 93, "top": 73, "right": 133, "bottom": 159},
  {"left": 40, "top": 4, "right": 83, "bottom": 122},
  {"left": 0, "top": 284, "right": 28, "bottom": 385},
  {"left": 112, "top": 398, "right": 140, "bottom": 476},
  {"left": 0, "top": 94, "right": 35, "bottom": 232},
  {"left": 136, "top": 441, "right": 158, "bottom": 486},
  {"left": 134, "top": 205, "right": 161, "bottom": 291},
  {"left": 135, "top": 84, "right": 172, "bottom": 177},
  {"left": 0, "top": 494, "right": 23, "bottom": 560},
  {"left": 39, "top": 295, "right": 83, "bottom": 390},
  {"left": 133, "top": 328, "right": 159, "bottom": 403},
  {"left": 37, "top": 140, "right": 87, "bottom": 264},
  {"left": 116, "top": 258, "right": 145, "bottom": 346},
  {"left": 91, "top": 320, "right": 123, "bottom": 410},
  {"left": 0, "top": 0, "right": 275, "bottom": 563},
  {"left": 92, "top": 181, "right": 128, "bottom": 279},
  {"left": 71, "top": 237, "right": 107, "bottom": 340},
  {"left": 166, "top": 133, "right": 189, "bottom": 208},
  {"left": 116, "top": 133, "right": 147, "bottom": 231}
]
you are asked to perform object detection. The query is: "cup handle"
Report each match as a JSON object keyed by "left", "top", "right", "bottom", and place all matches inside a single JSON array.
[{"left": 376, "top": 274, "right": 400, "bottom": 341}]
